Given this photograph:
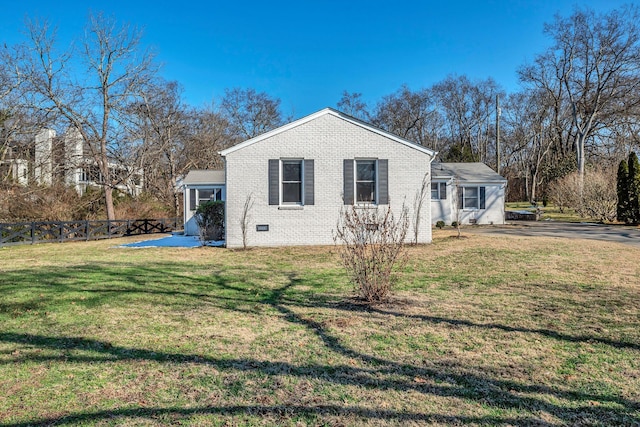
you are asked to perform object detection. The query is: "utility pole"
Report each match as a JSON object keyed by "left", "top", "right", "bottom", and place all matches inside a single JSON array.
[{"left": 496, "top": 94, "right": 501, "bottom": 175}]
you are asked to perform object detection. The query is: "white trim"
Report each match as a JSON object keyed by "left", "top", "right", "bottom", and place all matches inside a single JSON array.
[
  {"left": 219, "top": 108, "right": 437, "bottom": 157},
  {"left": 354, "top": 158, "right": 378, "bottom": 205},
  {"left": 280, "top": 158, "right": 304, "bottom": 206}
]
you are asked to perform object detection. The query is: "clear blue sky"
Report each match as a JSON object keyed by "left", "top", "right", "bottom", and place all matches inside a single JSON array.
[{"left": 1, "top": 0, "right": 630, "bottom": 118}]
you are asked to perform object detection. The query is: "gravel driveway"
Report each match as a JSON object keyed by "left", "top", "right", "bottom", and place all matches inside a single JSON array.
[{"left": 465, "top": 221, "right": 640, "bottom": 247}]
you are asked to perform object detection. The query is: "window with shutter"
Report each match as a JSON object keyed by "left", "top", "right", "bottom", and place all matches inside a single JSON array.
[
  {"left": 269, "top": 159, "right": 314, "bottom": 206},
  {"left": 345, "top": 159, "right": 389, "bottom": 205},
  {"left": 460, "top": 186, "right": 486, "bottom": 209},
  {"left": 356, "top": 160, "right": 376, "bottom": 203}
]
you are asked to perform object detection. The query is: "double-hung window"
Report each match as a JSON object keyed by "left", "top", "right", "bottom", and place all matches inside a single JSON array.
[
  {"left": 355, "top": 160, "right": 376, "bottom": 203},
  {"left": 343, "top": 158, "right": 388, "bottom": 205},
  {"left": 459, "top": 186, "right": 486, "bottom": 210},
  {"left": 464, "top": 187, "right": 479, "bottom": 209},
  {"left": 282, "top": 160, "right": 303, "bottom": 204},
  {"left": 431, "top": 182, "right": 447, "bottom": 200},
  {"left": 268, "top": 159, "right": 314, "bottom": 206}
]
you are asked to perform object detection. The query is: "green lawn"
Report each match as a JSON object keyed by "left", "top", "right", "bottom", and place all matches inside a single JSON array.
[{"left": 0, "top": 232, "right": 639, "bottom": 426}]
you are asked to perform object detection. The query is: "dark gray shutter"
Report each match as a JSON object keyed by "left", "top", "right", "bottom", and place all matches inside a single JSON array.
[
  {"left": 268, "top": 159, "right": 279, "bottom": 205},
  {"left": 458, "top": 187, "right": 464, "bottom": 209},
  {"left": 343, "top": 159, "right": 354, "bottom": 205},
  {"left": 378, "top": 159, "right": 389, "bottom": 204},
  {"left": 441, "top": 182, "right": 447, "bottom": 200},
  {"left": 189, "top": 189, "right": 196, "bottom": 210},
  {"left": 304, "top": 159, "right": 314, "bottom": 205},
  {"left": 480, "top": 186, "right": 486, "bottom": 209}
]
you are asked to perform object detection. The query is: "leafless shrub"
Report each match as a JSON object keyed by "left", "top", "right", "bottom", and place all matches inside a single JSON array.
[
  {"left": 549, "top": 169, "right": 617, "bottom": 222},
  {"left": 0, "top": 183, "right": 84, "bottom": 221},
  {"left": 113, "top": 192, "right": 172, "bottom": 220},
  {"left": 578, "top": 169, "right": 617, "bottom": 222},
  {"left": 548, "top": 173, "right": 580, "bottom": 213},
  {"left": 333, "top": 204, "right": 409, "bottom": 303}
]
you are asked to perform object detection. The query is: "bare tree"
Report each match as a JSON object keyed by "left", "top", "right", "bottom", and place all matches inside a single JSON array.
[
  {"left": 239, "top": 193, "right": 254, "bottom": 250},
  {"left": 451, "top": 176, "right": 463, "bottom": 238},
  {"left": 521, "top": 6, "right": 640, "bottom": 181},
  {"left": 221, "top": 88, "right": 285, "bottom": 139},
  {"left": 337, "top": 91, "right": 370, "bottom": 121},
  {"left": 372, "top": 85, "right": 442, "bottom": 149},
  {"left": 16, "top": 14, "right": 158, "bottom": 220},
  {"left": 502, "top": 90, "right": 557, "bottom": 203},
  {"left": 432, "top": 75, "right": 503, "bottom": 163},
  {"left": 129, "top": 79, "right": 190, "bottom": 217},
  {"left": 184, "top": 103, "right": 235, "bottom": 170},
  {"left": 412, "top": 171, "right": 430, "bottom": 245}
]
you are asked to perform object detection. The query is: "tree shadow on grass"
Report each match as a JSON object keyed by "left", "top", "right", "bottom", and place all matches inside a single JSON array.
[
  {"left": 324, "top": 302, "right": 640, "bottom": 352},
  {"left": 1, "top": 330, "right": 637, "bottom": 426},
  {"left": 0, "top": 404, "right": 546, "bottom": 427},
  {"left": 1, "top": 266, "right": 639, "bottom": 425}
]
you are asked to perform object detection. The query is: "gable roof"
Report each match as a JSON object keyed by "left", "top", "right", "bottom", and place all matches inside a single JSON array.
[
  {"left": 432, "top": 162, "right": 506, "bottom": 182},
  {"left": 183, "top": 170, "right": 225, "bottom": 185},
  {"left": 219, "top": 107, "right": 437, "bottom": 157}
]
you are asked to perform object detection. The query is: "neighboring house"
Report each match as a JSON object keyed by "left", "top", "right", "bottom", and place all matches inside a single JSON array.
[
  {"left": 218, "top": 108, "right": 436, "bottom": 248},
  {"left": 431, "top": 162, "right": 507, "bottom": 225},
  {"left": 181, "top": 169, "right": 226, "bottom": 236},
  {"left": 1, "top": 128, "right": 143, "bottom": 196}
]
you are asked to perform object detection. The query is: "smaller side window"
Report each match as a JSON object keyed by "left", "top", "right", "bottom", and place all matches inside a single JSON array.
[{"left": 431, "top": 182, "right": 447, "bottom": 200}]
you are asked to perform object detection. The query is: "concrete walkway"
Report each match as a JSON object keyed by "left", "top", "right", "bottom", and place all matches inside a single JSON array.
[{"left": 465, "top": 221, "right": 640, "bottom": 247}]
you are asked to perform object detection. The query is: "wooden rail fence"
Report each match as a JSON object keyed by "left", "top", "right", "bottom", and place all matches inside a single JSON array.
[{"left": 0, "top": 218, "right": 182, "bottom": 247}]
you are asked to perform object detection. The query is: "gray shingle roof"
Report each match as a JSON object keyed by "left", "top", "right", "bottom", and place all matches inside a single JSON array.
[
  {"left": 432, "top": 162, "right": 506, "bottom": 182},
  {"left": 183, "top": 170, "right": 225, "bottom": 185}
]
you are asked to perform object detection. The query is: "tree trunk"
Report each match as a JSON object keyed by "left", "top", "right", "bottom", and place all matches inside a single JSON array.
[
  {"left": 530, "top": 169, "right": 538, "bottom": 203},
  {"left": 105, "top": 186, "right": 115, "bottom": 220}
]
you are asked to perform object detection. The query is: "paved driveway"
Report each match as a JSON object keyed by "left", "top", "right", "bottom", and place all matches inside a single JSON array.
[{"left": 466, "top": 221, "right": 640, "bottom": 247}]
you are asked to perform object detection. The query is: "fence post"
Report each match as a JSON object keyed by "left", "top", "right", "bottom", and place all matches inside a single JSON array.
[
  {"left": 31, "top": 222, "right": 36, "bottom": 245},
  {"left": 107, "top": 220, "right": 111, "bottom": 239},
  {"left": 86, "top": 220, "right": 90, "bottom": 241}
]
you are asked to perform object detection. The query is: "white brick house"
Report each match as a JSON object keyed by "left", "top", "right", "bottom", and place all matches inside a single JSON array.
[{"left": 219, "top": 108, "right": 436, "bottom": 248}]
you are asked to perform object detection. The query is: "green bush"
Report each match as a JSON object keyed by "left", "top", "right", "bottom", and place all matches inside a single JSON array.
[
  {"left": 194, "top": 200, "right": 224, "bottom": 242},
  {"left": 435, "top": 220, "right": 445, "bottom": 229},
  {"left": 451, "top": 221, "right": 458, "bottom": 228}
]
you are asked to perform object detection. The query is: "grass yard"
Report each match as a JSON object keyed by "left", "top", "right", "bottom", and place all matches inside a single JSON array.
[{"left": 0, "top": 231, "right": 639, "bottom": 426}]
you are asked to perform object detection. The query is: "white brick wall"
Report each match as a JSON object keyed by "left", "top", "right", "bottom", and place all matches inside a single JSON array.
[{"left": 224, "top": 114, "right": 433, "bottom": 248}]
